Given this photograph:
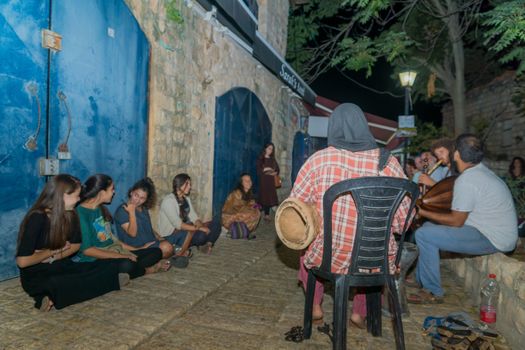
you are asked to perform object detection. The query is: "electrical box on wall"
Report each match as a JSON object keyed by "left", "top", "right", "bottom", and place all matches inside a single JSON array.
[{"left": 39, "top": 158, "right": 60, "bottom": 176}]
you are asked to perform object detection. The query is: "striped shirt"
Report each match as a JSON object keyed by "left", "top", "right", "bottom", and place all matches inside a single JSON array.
[{"left": 290, "top": 146, "right": 412, "bottom": 274}]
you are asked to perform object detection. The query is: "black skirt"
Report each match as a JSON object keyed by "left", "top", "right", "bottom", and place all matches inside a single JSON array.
[{"left": 20, "top": 258, "right": 120, "bottom": 309}]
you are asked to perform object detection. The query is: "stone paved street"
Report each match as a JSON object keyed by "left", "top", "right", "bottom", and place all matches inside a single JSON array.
[{"left": 0, "top": 221, "right": 513, "bottom": 349}]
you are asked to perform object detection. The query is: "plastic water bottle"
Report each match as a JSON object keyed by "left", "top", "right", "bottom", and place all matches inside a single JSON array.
[{"left": 479, "top": 274, "right": 499, "bottom": 329}]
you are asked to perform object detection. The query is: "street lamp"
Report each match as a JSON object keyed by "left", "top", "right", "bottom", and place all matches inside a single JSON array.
[
  {"left": 398, "top": 70, "right": 417, "bottom": 168},
  {"left": 398, "top": 71, "right": 417, "bottom": 114}
]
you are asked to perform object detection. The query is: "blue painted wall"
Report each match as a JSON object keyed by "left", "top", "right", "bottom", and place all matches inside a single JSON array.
[
  {"left": 0, "top": 1, "right": 50, "bottom": 281},
  {"left": 213, "top": 88, "right": 272, "bottom": 220},
  {"left": 0, "top": 0, "right": 149, "bottom": 281},
  {"left": 48, "top": 0, "right": 149, "bottom": 208}
]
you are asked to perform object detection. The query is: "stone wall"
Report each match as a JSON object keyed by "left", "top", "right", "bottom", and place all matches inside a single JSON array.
[
  {"left": 124, "top": 0, "right": 298, "bottom": 223},
  {"left": 442, "top": 71, "right": 525, "bottom": 175},
  {"left": 443, "top": 253, "right": 525, "bottom": 349},
  {"left": 257, "top": 0, "right": 289, "bottom": 57}
]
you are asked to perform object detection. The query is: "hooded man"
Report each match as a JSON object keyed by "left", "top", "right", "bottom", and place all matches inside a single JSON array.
[{"left": 290, "top": 103, "right": 412, "bottom": 328}]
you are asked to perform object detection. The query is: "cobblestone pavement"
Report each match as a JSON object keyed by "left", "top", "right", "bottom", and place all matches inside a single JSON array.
[{"left": 0, "top": 221, "right": 513, "bottom": 349}]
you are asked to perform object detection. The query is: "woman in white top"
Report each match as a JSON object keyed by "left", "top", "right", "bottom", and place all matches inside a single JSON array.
[{"left": 158, "top": 173, "right": 221, "bottom": 256}]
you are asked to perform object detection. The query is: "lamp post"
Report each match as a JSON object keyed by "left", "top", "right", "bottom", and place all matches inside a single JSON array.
[{"left": 398, "top": 70, "right": 417, "bottom": 167}]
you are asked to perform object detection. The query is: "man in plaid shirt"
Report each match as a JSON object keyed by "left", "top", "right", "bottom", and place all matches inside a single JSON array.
[{"left": 290, "top": 103, "right": 412, "bottom": 328}]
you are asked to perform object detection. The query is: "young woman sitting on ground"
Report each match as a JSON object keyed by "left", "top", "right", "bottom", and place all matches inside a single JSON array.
[
  {"left": 16, "top": 174, "right": 122, "bottom": 311},
  {"left": 221, "top": 173, "right": 261, "bottom": 239},
  {"left": 158, "top": 173, "right": 221, "bottom": 256},
  {"left": 114, "top": 177, "right": 174, "bottom": 259},
  {"left": 75, "top": 174, "right": 168, "bottom": 278}
]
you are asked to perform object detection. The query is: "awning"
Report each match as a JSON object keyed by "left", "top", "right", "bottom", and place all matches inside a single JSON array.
[{"left": 303, "top": 96, "right": 403, "bottom": 150}]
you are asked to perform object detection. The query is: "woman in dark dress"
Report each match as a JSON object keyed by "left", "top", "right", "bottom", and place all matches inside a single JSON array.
[
  {"left": 16, "top": 174, "right": 121, "bottom": 311},
  {"left": 256, "top": 142, "right": 280, "bottom": 221}
]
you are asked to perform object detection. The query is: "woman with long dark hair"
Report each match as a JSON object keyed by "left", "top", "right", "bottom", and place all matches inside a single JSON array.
[
  {"left": 509, "top": 156, "right": 525, "bottom": 180},
  {"left": 256, "top": 142, "right": 280, "bottom": 221},
  {"left": 158, "top": 173, "right": 221, "bottom": 256},
  {"left": 75, "top": 174, "right": 167, "bottom": 278},
  {"left": 114, "top": 177, "right": 174, "bottom": 259},
  {"left": 16, "top": 174, "right": 121, "bottom": 311},
  {"left": 221, "top": 173, "right": 261, "bottom": 238}
]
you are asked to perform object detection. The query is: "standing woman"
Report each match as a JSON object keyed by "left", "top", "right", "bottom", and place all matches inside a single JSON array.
[
  {"left": 16, "top": 174, "right": 121, "bottom": 311},
  {"left": 75, "top": 174, "right": 166, "bottom": 279},
  {"left": 256, "top": 142, "right": 280, "bottom": 221},
  {"left": 158, "top": 173, "right": 221, "bottom": 256}
]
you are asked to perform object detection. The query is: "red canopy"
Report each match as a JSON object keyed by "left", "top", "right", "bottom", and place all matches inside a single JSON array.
[{"left": 303, "top": 96, "right": 403, "bottom": 150}]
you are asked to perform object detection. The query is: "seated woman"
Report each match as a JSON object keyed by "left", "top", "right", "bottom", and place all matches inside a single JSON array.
[
  {"left": 16, "top": 174, "right": 122, "bottom": 311},
  {"left": 158, "top": 173, "right": 221, "bottom": 256},
  {"left": 114, "top": 178, "right": 174, "bottom": 259},
  {"left": 221, "top": 173, "right": 260, "bottom": 239},
  {"left": 75, "top": 174, "right": 168, "bottom": 278}
]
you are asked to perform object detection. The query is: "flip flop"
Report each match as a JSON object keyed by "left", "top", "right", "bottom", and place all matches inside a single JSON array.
[
  {"left": 171, "top": 255, "right": 189, "bottom": 268},
  {"left": 407, "top": 289, "right": 444, "bottom": 304}
]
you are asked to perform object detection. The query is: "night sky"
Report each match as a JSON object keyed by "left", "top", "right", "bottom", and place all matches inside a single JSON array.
[{"left": 311, "top": 60, "right": 444, "bottom": 126}]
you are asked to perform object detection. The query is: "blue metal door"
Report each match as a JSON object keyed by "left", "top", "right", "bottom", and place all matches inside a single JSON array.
[
  {"left": 0, "top": 0, "right": 149, "bottom": 281},
  {"left": 0, "top": 1, "right": 50, "bottom": 280},
  {"left": 213, "top": 88, "right": 271, "bottom": 220},
  {"left": 48, "top": 0, "right": 149, "bottom": 208}
]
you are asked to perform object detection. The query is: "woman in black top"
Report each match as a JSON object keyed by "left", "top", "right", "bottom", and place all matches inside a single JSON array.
[{"left": 16, "top": 174, "right": 121, "bottom": 311}]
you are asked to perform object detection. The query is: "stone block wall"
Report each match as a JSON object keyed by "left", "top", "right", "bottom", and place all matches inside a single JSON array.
[
  {"left": 443, "top": 253, "right": 525, "bottom": 349},
  {"left": 124, "top": 0, "right": 298, "bottom": 223},
  {"left": 442, "top": 71, "right": 525, "bottom": 172},
  {"left": 257, "top": 0, "right": 289, "bottom": 57}
]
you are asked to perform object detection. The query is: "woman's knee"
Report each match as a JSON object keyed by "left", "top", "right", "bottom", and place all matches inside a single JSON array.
[
  {"left": 159, "top": 241, "right": 174, "bottom": 258},
  {"left": 117, "top": 259, "right": 136, "bottom": 274},
  {"left": 192, "top": 231, "right": 208, "bottom": 246}
]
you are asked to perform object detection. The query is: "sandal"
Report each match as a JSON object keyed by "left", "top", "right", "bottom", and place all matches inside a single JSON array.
[
  {"left": 407, "top": 289, "right": 444, "bottom": 304},
  {"left": 405, "top": 276, "right": 421, "bottom": 289},
  {"left": 284, "top": 326, "right": 304, "bottom": 342},
  {"left": 171, "top": 255, "right": 189, "bottom": 268},
  {"left": 431, "top": 336, "right": 472, "bottom": 350}
]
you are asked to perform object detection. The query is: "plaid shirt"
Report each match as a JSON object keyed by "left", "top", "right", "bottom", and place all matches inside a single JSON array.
[{"left": 290, "top": 146, "right": 412, "bottom": 274}]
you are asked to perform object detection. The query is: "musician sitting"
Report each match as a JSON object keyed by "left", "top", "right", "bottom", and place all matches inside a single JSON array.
[
  {"left": 408, "top": 134, "right": 518, "bottom": 304},
  {"left": 418, "top": 138, "right": 456, "bottom": 187},
  {"left": 413, "top": 151, "right": 448, "bottom": 186}
]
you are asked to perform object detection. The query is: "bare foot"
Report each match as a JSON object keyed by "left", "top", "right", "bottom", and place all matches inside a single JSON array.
[
  {"left": 39, "top": 296, "right": 54, "bottom": 312},
  {"left": 313, "top": 304, "right": 323, "bottom": 323},
  {"left": 349, "top": 313, "right": 366, "bottom": 329}
]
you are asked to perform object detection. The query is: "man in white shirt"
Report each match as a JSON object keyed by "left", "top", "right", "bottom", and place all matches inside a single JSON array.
[{"left": 408, "top": 134, "right": 518, "bottom": 304}]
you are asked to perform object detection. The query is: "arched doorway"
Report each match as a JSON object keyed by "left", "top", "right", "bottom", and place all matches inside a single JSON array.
[{"left": 213, "top": 88, "right": 272, "bottom": 220}]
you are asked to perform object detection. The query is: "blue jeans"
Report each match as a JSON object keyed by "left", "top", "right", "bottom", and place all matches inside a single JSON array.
[
  {"left": 164, "top": 220, "right": 222, "bottom": 248},
  {"left": 415, "top": 222, "right": 499, "bottom": 297}
]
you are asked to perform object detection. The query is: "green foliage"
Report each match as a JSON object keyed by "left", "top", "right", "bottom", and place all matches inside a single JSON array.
[
  {"left": 406, "top": 121, "right": 447, "bottom": 154},
  {"left": 166, "top": 0, "right": 184, "bottom": 25},
  {"left": 481, "top": 0, "right": 525, "bottom": 74}
]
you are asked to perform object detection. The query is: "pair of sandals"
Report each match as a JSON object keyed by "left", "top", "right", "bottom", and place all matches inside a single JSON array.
[
  {"left": 430, "top": 327, "right": 497, "bottom": 350},
  {"left": 423, "top": 313, "right": 498, "bottom": 350}
]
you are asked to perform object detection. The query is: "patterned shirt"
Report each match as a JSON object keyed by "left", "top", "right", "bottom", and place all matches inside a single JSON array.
[{"left": 290, "top": 146, "right": 412, "bottom": 274}]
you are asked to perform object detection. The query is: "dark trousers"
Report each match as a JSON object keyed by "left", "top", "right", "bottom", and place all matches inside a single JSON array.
[
  {"left": 170, "top": 219, "right": 222, "bottom": 247},
  {"left": 20, "top": 259, "right": 120, "bottom": 310},
  {"left": 262, "top": 206, "right": 271, "bottom": 215},
  {"left": 111, "top": 247, "right": 162, "bottom": 279}
]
